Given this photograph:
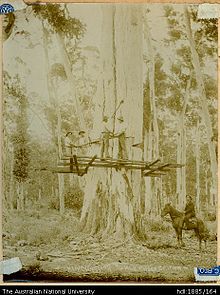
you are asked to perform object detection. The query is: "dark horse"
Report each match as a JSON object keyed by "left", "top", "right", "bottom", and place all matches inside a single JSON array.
[{"left": 161, "top": 203, "right": 209, "bottom": 250}]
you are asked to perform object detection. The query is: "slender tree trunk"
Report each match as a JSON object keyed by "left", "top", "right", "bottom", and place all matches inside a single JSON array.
[
  {"left": 17, "top": 182, "right": 25, "bottom": 211},
  {"left": 144, "top": 129, "right": 153, "bottom": 215},
  {"left": 184, "top": 7, "right": 217, "bottom": 205},
  {"left": 195, "top": 121, "right": 200, "bottom": 214},
  {"left": 176, "top": 131, "right": 182, "bottom": 208},
  {"left": 53, "top": 80, "right": 65, "bottom": 214},
  {"left": 56, "top": 33, "right": 88, "bottom": 136},
  {"left": 9, "top": 147, "right": 14, "bottom": 210},
  {"left": 177, "top": 78, "right": 191, "bottom": 209}
]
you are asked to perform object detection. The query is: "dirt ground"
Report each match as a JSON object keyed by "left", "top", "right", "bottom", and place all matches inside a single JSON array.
[{"left": 3, "top": 209, "right": 217, "bottom": 283}]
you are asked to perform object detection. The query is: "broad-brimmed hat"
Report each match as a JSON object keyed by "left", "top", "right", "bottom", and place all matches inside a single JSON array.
[
  {"left": 79, "top": 130, "right": 86, "bottom": 135},
  {"left": 103, "top": 116, "right": 108, "bottom": 122},
  {"left": 65, "top": 132, "right": 72, "bottom": 137},
  {"left": 117, "top": 115, "right": 124, "bottom": 122}
]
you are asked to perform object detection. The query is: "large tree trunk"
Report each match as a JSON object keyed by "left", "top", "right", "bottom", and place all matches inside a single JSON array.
[
  {"left": 184, "top": 7, "right": 217, "bottom": 206},
  {"left": 81, "top": 4, "right": 143, "bottom": 240},
  {"left": 144, "top": 15, "right": 160, "bottom": 216},
  {"left": 42, "top": 22, "right": 64, "bottom": 214}
]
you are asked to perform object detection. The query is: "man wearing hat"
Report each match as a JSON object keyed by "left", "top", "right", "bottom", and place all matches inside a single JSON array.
[
  {"left": 78, "top": 130, "right": 87, "bottom": 155},
  {"left": 115, "top": 115, "right": 128, "bottom": 159},
  {"left": 64, "top": 132, "right": 75, "bottom": 156},
  {"left": 183, "top": 195, "right": 196, "bottom": 229},
  {"left": 101, "top": 116, "right": 112, "bottom": 159}
]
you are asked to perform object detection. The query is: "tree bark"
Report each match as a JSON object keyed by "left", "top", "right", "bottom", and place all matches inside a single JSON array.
[
  {"left": 144, "top": 14, "right": 160, "bottom": 216},
  {"left": 56, "top": 32, "right": 88, "bottom": 137},
  {"left": 42, "top": 22, "right": 64, "bottom": 214},
  {"left": 177, "top": 77, "right": 191, "bottom": 209},
  {"left": 81, "top": 4, "right": 143, "bottom": 240}
]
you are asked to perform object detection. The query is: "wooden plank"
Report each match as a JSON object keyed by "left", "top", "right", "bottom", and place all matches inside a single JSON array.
[
  {"left": 61, "top": 155, "right": 153, "bottom": 166},
  {"left": 148, "top": 159, "right": 160, "bottom": 167},
  {"left": 144, "top": 174, "right": 162, "bottom": 178},
  {"left": 144, "top": 164, "right": 170, "bottom": 176},
  {"left": 58, "top": 162, "right": 147, "bottom": 170}
]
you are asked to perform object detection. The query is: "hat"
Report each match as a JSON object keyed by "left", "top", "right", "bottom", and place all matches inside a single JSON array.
[
  {"left": 79, "top": 130, "right": 85, "bottom": 135},
  {"left": 117, "top": 115, "right": 124, "bottom": 122},
  {"left": 65, "top": 132, "right": 72, "bottom": 137},
  {"left": 103, "top": 116, "right": 108, "bottom": 122}
]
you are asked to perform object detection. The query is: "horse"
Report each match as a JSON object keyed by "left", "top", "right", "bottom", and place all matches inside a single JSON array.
[{"left": 161, "top": 203, "right": 209, "bottom": 250}]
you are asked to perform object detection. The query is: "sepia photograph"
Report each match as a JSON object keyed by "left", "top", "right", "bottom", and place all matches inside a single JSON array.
[{"left": 2, "top": 3, "right": 218, "bottom": 283}]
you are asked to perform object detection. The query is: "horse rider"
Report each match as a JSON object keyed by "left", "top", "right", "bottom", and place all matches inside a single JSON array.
[{"left": 183, "top": 195, "right": 196, "bottom": 229}]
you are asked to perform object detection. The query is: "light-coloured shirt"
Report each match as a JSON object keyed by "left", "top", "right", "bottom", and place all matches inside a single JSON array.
[
  {"left": 102, "top": 121, "right": 112, "bottom": 134},
  {"left": 115, "top": 121, "right": 127, "bottom": 136},
  {"left": 64, "top": 136, "right": 73, "bottom": 147}
]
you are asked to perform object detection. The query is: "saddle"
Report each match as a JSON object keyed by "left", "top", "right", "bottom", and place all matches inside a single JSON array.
[{"left": 185, "top": 217, "right": 197, "bottom": 229}]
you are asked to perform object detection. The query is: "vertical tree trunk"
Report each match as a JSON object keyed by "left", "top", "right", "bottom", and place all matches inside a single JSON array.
[
  {"left": 56, "top": 33, "right": 88, "bottom": 136},
  {"left": 184, "top": 7, "right": 217, "bottom": 206},
  {"left": 53, "top": 81, "right": 65, "bottom": 214},
  {"left": 176, "top": 77, "right": 191, "bottom": 209},
  {"left": 144, "top": 15, "right": 160, "bottom": 216},
  {"left": 195, "top": 121, "right": 200, "bottom": 214},
  {"left": 176, "top": 131, "right": 182, "bottom": 208},
  {"left": 42, "top": 22, "right": 64, "bottom": 214},
  {"left": 17, "top": 182, "right": 25, "bottom": 211},
  {"left": 81, "top": 4, "right": 143, "bottom": 240},
  {"left": 9, "top": 147, "right": 14, "bottom": 210}
]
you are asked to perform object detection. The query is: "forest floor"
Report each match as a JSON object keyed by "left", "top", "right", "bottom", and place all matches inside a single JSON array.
[{"left": 3, "top": 208, "right": 217, "bottom": 283}]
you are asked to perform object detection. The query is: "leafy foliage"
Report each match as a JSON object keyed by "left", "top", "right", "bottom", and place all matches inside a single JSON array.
[
  {"left": 32, "top": 4, "right": 86, "bottom": 39},
  {"left": 4, "top": 75, "right": 30, "bottom": 183},
  {"left": 64, "top": 186, "right": 84, "bottom": 210}
]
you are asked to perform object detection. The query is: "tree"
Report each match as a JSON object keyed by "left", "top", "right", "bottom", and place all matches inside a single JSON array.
[
  {"left": 32, "top": 4, "right": 86, "bottom": 213},
  {"left": 184, "top": 6, "right": 217, "bottom": 207},
  {"left": 164, "top": 5, "right": 217, "bottom": 210},
  {"left": 80, "top": 4, "right": 144, "bottom": 240},
  {"left": 143, "top": 11, "right": 162, "bottom": 216},
  {"left": 10, "top": 77, "right": 30, "bottom": 210}
]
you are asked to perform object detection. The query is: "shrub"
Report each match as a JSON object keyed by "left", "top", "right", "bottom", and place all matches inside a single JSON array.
[
  {"left": 64, "top": 186, "right": 84, "bottom": 210},
  {"left": 204, "top": 211, "right": 216, "bottom": 222},
  {"left": 142, "top": 216, "right": 172, "bottom": 233},
  {"left": 3, "top": 209, "right": 80, "bottom": 246}
]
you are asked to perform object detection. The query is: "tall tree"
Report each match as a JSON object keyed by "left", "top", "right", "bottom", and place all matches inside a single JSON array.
[
  {"left": 184, "top": 6, "right": 217, "bottom": 207},
  {"left": 11, "top": 78, "right": 30, "bottom": 210},
  {"left": 81, "top": 4, "right": 144, "bottom": 240},
  {"left": 164, "top": 5, "right": 217, "bottom": 209},
  {"left": 32, "top": 5, "right": 86, "bottom": 213}
]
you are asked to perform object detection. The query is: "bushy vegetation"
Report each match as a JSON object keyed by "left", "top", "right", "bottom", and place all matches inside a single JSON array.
[
  {"left": 64, "top": 187, "right": 84, "bottom": 211},
  {"left": 142, "top": 216, "right": 172, "bottom": 233},
  {"left": 3, "top": 209, "right": 80, "bottom": 247}
]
